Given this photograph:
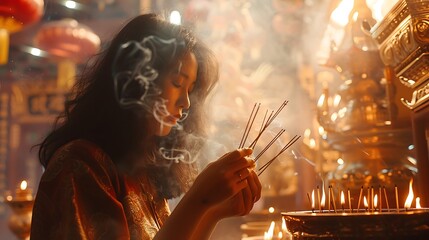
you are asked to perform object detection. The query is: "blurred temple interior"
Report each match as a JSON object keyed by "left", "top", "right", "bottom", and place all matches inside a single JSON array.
[{"left": 1, "top": 0, "right": 429, "bottom": 239}]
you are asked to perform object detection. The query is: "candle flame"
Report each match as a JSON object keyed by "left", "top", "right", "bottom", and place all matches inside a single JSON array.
[
  {"left": 264, "top": 221, "right": 275, "bottom": 239},
  {"left": 364, "top": 196, "right": 368, "bottom": 208},
  {"left": 282, "top": 218, "right": 286, "bottom": 232},
  {"left": 404, "top": 179, "right": 414, "bottom": 209},
  {"left": 374, "top": 194, "right": 378, "bottom": 208},
  {"left": 20, "top": 180, "right": 28, "bottom": 190},
  {"left": 416, "top": 197, "right": 422, "bottom": 208},
  {"left": 321, "top": 186, "right": 326, "bottom": 208},
  {"left": 311, "top": 189, "right": 315, "bottom": 209},
  {"left": 340, "top": 191, "right": 345, "bottom": 205}
]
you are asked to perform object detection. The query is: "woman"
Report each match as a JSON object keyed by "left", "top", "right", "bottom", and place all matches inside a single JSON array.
[{"left": 30, "top": 13, "right": 261, "bottom": 239}]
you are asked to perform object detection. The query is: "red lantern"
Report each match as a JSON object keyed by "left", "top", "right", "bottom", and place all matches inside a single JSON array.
[
  {"left": 0, "top": 0, "right": 44, "bottom": 64},
  {"left": 34, "top": 19, "right": 101, "bottom": 88}
]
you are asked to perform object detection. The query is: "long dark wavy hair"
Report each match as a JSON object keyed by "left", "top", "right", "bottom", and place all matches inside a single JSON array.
[{"left": 37, "top": 14, "right": 219, "bottom": 199}]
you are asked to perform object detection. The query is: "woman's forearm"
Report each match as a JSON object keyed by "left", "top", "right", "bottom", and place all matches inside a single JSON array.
[
  {"left": 154, "top": 188, "right": 210, "bottom": 240},
  {"left": 190, "top": 207, "right": 223, "bottom": 240}
]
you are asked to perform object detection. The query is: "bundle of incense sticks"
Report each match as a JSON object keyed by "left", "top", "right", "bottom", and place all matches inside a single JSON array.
[{"left": 238, "top": 100, "right": 301, "bottom": 176}]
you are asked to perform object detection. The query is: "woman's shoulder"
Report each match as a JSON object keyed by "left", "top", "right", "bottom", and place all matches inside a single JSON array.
[{"left": 46, "top": 139, "right": 118, "bottom": 178}]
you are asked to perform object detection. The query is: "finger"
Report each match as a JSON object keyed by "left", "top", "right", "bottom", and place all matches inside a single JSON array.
[
  {"left": 218, "top": 148, "right": 253, "bottom": 164},
  {"left": 241, "top": 183, "right": 253, "bottom": 215},
  {"left": 251, "top": 171, "right": 262, "bottom": 201},
  {"left": 236, "top": 168, "right": 251, "bottom": 183},
  {"left": 228, "top": 158, "right": 255, "bottom": 173},
  {"left": 247, "top": 171, "right": 261, "bottom": 202},
  {"left": 235, "top": 176, "right": 248, "bottom": 191}
]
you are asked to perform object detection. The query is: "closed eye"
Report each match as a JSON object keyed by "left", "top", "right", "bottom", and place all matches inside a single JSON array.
[{"left": 172, "top": 74, "right": 183, "bottom": 88}]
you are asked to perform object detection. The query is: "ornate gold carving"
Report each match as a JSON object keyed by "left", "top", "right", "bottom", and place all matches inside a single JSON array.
[
  {"left": 415, "top": 18, "right": 429, "bottom": 43},
  {"left": 396, "top": 51, "right": 429, "bottom": 88},
  {"left": 372, "top": 1, "right": 409, "bottom": 44},
  {"left": 401, "top": 82, "right": 429, "bottom": 109},
  {"left": 379, "top": 21, "right": 417, "bottom": 66},
  {"left": 407, "top": 0, "right": 429, "bottom": 16}
]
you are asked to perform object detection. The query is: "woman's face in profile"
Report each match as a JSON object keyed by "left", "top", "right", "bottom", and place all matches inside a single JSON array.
[{"left": 148, "top": 51, "right": 198, "bottom": 136}]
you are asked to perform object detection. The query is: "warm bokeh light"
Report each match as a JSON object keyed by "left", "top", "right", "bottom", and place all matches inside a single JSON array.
[
  {"left": 169, "top": 10, "right": 181, "bottom": 25},
  {"left": 20, "top": 180, "right": 27, "bottom": 190}
]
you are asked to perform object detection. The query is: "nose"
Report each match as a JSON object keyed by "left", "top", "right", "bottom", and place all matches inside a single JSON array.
[{"left": 178, "top": 90, "right": 191, "bottom": 110}]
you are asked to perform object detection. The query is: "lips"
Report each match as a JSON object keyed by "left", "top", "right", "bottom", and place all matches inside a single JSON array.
[{"left": 165, "top": 114, "right": 180, "bottom": 124}]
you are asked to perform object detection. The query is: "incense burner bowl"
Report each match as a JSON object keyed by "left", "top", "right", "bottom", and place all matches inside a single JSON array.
[{"left": 282, "top": 208, "right": 429, "bottom": 239}]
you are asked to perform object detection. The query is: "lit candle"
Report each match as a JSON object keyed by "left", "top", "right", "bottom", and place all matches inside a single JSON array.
[
  {"left": 404, "top": 179, "right": 414, "bottom": 211},
  {"left": 321, "top": 185, "right": 326, "bottom": 212},
  {"left": 340, "top": 190, "right": 345, "bottom": 212},
  {"left": 15, "top": 180, "right": 33, "bottom": 201},
  {"left": 416, "top": 197, "right": 422, "bottom": 209},
  {"left": 374, "top": 194, "right": 378, "bottom": 211},
  {"left": 363, "top": 196, "right": 368, "bottom": 212}
]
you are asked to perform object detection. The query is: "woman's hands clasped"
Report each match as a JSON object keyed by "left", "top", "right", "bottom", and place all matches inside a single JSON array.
[{"left": 190, "top": 148, "right": 262, "bottom": 219}]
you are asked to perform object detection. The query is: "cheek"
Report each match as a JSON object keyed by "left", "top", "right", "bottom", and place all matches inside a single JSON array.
[{"left": 160, "top": 87, "right": 180, "bottom": 105}]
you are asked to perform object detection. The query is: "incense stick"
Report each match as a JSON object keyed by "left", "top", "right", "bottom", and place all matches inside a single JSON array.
[
  {"left": 239, "top": 103, "right": 258, "bottom": 148},
  {"left": 248, "top": 100, "right": 288, "bottom": 149},
  {"left": 379, "top": 186, "right": 382, "bottom": 212},
  {"left": 257, "top": 135, "right": 301, "bottom": 176},
  {"left": 328, "top": 185, "right": 331, "bottom": 212},
  {"left": 357, "top": 186, "right": 363, "bottom": 212},
  {"left": 395, "top": 185, "right": 399, "bottom": 212},
  {"left": 348, "top": 188, "right": 352, "bottom": 213},
  {"left": 330, "top": 185, "right": 337, "bottom": 213},
  {"left": 257, "top": 135, "right": 299, "bottom": 174},
  {"left": 371, "top": 186, "right": 374, "bottom": 212},
  {"left": 307, "top": 192, "right": 312, "bottom": 210},
  {"left": 317, "top": 186, "right": 321, "bottom": 212},
  {"left": 241, "top": 103, "right": 261, "bottom": 148},
  {"left": 383, "top": 186, "right": 390, "bottom": 211},
  {"left": 249, "top": 109, "right": 269, "bottom": 149},
  {"left": 253, "top": 129, "right": 285, "bottom": 162}
]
